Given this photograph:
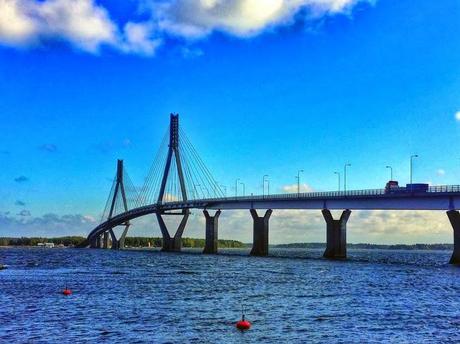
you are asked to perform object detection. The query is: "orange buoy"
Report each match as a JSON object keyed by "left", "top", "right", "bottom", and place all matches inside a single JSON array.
[{"left": 62, "top": 288, "right": 72, "bottom": 296}]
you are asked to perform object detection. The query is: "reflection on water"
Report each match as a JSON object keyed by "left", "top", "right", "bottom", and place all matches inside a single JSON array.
[{"left": 1, "top": 247, "right": 459, "bottom": 343}]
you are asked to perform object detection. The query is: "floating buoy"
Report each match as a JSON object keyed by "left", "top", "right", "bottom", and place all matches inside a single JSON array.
[
  {"left": 236, "top": 319, "right": 251, "bottom": 331},
  {"left": 62, "top": 288, "right": 72, "bottom": 296},
  {"left": 236, "top": 305, "right": 251, "bottom": 330}
]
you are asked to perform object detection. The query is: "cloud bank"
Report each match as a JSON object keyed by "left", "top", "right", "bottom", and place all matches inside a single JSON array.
[
  {"left": 117, "top": 208, "right": 453, "bottom": 245},
  {"left": 0, "top": 208, "right": 451, "bottom": 244},
  {"left": 0, "top": 0, "right": 371, "bottom": 56},
  {"left": 0, "top": 212, "right": 97, "bottom": 237}
]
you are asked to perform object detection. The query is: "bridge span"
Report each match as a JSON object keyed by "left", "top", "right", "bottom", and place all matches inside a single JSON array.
[{"left": 85, "top": 114, "right": 460, "bottom": 264}]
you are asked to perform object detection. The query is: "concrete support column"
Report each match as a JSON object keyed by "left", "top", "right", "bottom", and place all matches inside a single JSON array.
[
  {"left": 97, "top": 234, "right": 103, "bottom": 248},
  {"left": 109, "top": 229, "right": 118, "bottom": 250},
  {"left": 447, "top": 210, "right": 460, "bottom": 264},
  {"left": 118, "top": 224, "right": 130, "bottom": 250},
  {"left": 156, "top": 210, "right": 190, "bottom": 252},
  {"left": 89, "top": 235, "right": 98, "bottom": 248},
  {"left": 322, "top": 209, "right": 351, "bottom": 259},
  {"left": 203, "top": 210, "right": 221, "bottom": 254},
  {"left": 161, "top": 236, "right": 182, "bottom": 251},
  {"left": 103, "top": 231, "right": 110, "bottom": 249},
  {"left": 250, "top": 209, "right": 272, "bottom": 256}
]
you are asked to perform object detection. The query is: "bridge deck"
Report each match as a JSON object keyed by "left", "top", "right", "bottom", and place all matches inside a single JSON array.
[{"left": 88, "top": 185, "right": 460, "bottom": 240}]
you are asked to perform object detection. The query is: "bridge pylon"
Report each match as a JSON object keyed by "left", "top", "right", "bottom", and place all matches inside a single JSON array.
[
  {"left": 156, "top": 114, "right": 190, "bottom": 251},
  {"left": 90, "top": 159, "right": 130, "bottom": 249}
]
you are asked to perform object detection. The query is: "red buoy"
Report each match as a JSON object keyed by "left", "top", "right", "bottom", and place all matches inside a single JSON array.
[
  {"left": 62, "top": 288, "right": 72, "bottom": 296},
  {"left": 236, "top": 319, "right": 251, "bottom": 330},
  {"left": 236, "top": 305, "right": 251, "bottom": 330}
]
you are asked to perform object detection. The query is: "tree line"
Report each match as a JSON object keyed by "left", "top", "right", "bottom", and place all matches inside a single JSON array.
[
  {"left": 124, "top": 237, "right": 245, "bottom": 248},
  {"left": 0, "top": 236, "right": 245, "bottom": 248},
  {"left": 0, "top": 236, "right": 86, "bottom": 246},
  {"left": 273, "top": 243, "right": 453, "bottom": 250}
]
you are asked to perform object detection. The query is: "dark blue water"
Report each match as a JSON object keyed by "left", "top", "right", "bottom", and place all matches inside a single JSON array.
[{"left": 1, "top": 247, "right": 460, "bottom": 343}]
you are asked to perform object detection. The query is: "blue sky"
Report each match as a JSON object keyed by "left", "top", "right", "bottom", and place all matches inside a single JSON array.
[{"left": 1, "top": 0, "right": 460, "bottom": 243}]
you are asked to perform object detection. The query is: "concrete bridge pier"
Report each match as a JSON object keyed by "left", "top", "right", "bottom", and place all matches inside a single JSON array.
[
  {"left": 118, "top": 224, "right": 130, "bottom": 250},
  {"left": 109, "top": 229, "right": 118, "bottom": 250},
  {"left": 447, "top": 210, "right": 460, "bottom": 264},
  {"left": 97, "top": 234, "right": 103, "bottom": 248},
  {"left": 103, "top": 231, "right": 110, "bottom": 249},
  {"left": 250, "top": 209, "right": 273, "bottom": 256},
  {"left": 203, "top": 210, "right": 221, "bottom": 254},
  {"left": 156, "top": 210, "right": 190, "bottom": 252},
  {"left": 322, "top": 209, "right": 351, "bottom": 259},
  {"left": 89, "top": 234, "right": 99, "bottom": 248}
]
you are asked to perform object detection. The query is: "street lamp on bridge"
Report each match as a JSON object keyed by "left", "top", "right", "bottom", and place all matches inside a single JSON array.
[
  {"left": 386, "top": 165, "right": 393, "bottom": 181},
  {"left": 410, "top": 155, "right": 418, "bottom": 192},
  {"left": 263, "top": 175, "right": 269, "bottom": 198},
  {"left": 296, "top": 169, "right": 304, "bottom": 197},
  {"left": 240, "top": 182, "right": 246, "bottom": 197},
  {"left": 344, "top": 163, "right": 351, "bottom": 193},
  {"left": 334, "top": 171, "right": 341, "bottom": 192}
]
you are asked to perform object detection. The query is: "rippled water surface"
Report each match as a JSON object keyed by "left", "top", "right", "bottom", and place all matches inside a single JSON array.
[{"left": 1, "top": 247, "right": 460, "bottom": 343}]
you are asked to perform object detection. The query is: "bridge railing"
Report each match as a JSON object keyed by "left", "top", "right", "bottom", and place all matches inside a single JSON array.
[
  {"left": 175, "top": 184, "right": 460, "bottom": 204},
  {"left": 428, "top": 185, "right": 460, "bottom": 193},
  {"left": 193, "top": 188, "right": 386, "bottom": 203}
]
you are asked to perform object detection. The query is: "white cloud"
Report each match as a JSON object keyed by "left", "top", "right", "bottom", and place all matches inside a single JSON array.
[
  {"left": 121, "top": 22, "right": 162, "bottom": 56},
  {"left": 282, "top": 183, "right": 314, "bottom": 193},
  {"left": 0, "top": 0, "right": 371, "bottom": 55},
  {"left": 0, "top": 0, "right": 161, "bottom": 54},
  {"left": 0, "top": 0, "right": 118, "bottom": 52},
  {"left": 455, "top": 111, "right": 460, "bottom": 121},
  {"left": 0, "top": 0, "right": 36, "bottom": 45},
  {"left": 38, "top": 0, "right": 118, "bottom": 52},
  {"left": 150, "top": 0, "right": 370, "bottom": 39},
  {"left": 437, "top": 169, "right": 445, "bottom": 176}
]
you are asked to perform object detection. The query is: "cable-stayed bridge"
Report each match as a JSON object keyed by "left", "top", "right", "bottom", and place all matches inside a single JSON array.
[{"left": 85, "top": 114, "right": 460, "bottom": 264}]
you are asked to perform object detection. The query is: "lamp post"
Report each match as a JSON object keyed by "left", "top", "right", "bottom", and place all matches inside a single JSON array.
[
  {"left": 267, "top": 180, "right": 270, "bottom": 196},
  {"left": 296, "top": 169, "right": 304, "bottom": 196},
  {"left": 344, "top": 163, "right": 351, "bottom": 193},
  {"left": 334, "top": 171, "right": 341, "bottom": 192},
  {"left": 263, "top": 175, "right": 269, "bottom": 197},
  {"left": 410, "top": 155, "right": 418, "bottom": 192},
  {"left": 235, "top": 178, "right": 240, "bottom": 197},
  {"left": 239, "top": 182, "right": 245, "bottom": 197},
  {"left": 386, "top": 165, "right": 393, "bottom": 181}
]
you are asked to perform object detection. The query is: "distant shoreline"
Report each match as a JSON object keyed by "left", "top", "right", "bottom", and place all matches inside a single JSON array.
[
  {"left": 0, "top": 237, "right": 453, "bottom": 250},
  {"left": 271, "top": 243, "right": 453, "bottom": 251}
]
